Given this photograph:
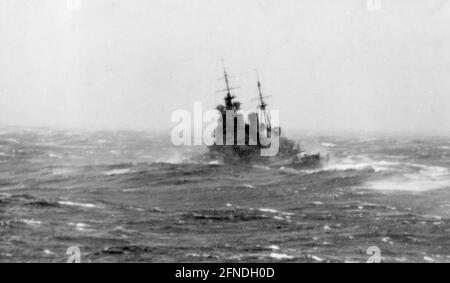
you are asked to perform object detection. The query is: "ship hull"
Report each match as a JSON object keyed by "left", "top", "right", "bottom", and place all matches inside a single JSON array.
[{"left": 207, "top": 144, "right": 329, "bottom": 169}]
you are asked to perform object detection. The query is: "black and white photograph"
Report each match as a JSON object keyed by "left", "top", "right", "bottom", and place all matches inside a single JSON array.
[{"left": 1, "top": 0, "right": 450, "bottom": 268}]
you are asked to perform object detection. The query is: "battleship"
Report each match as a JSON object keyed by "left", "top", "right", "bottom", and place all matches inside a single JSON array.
[{"left": 208, "top": 67, "right": 329, "bottom": 168}]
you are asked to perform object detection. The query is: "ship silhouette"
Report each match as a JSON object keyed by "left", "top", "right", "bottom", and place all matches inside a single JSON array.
[{"left": 208, "top": 66, "right": 329, "bottom": 167}]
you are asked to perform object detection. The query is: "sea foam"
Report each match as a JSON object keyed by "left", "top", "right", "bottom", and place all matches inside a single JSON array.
[{"left": 364, "top": 164, "right": 450, "bottom": 192}]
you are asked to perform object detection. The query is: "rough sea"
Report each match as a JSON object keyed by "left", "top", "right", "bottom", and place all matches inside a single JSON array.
[{"left": 0, "top": 128, "right": 449, "bottom": 263}]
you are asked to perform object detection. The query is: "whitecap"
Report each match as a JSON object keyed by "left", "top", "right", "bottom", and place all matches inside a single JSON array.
[
  {"left": 298, "top": 157, "right": 400, "bottom": 174},
  {"left": 44, "top": 250, "right": 55, "bottom": 255},
  {"left": 242, "top": 184, "right": 255, "bottom": 189},
  {"left": 364, "top": 164, "right": 450, "bottom": 192},
  {"left": 69, "top": 222, "right": 90, "bottom": 232},
  {"left": 48, "top": 153, "right": 62, "bottom": 159},
  {"left": 122, "top": 188, "right": 142, "bottom": 192},
  {"left": 279, "top": 167, "right": 300, "bottom": 175},
  {"left": 157, "top": 153, "right": 186, "bottom": 164},
  {"left": 267, "top": 245, "right": 280, "bottom": 251},
  {"left": 59, "top": 201, "right": 99, "bottom": 209},
  {"left": 325, "top": 160, "right": 398, "bottom": 173},
  {"left": 103, "top": 168, "right": 132, "bottom": 176},
  {"left": 22, "top": 219, "right": 42, "bottom": 226},
  {"left": 310, "top": 255, "right": 323, "bottom": 262},
  {"left": 258, "top": 208, "right": 294, "bottom": 216},
  {"left": 130, "top": 207, "right": 145, "bottom": 212},
  {"left": 253, "top": 165, "right": 271, "bottom": 170},
  {"left": 382, "top": 237, "right": 394, "bottom": 245},
  {"left": 114, "top": 226, "right": 137, "bottom": 234},
  {"left": 321, "top": 142, "right": 337, "bottom": 148},
  {"left": 387, "top": 155, "right": 408, "bottom": 159},
  {"left": 269, "top": 253, "right": 294, "bottom": 260},
  {"left": 259, "top": 208, "right": 281, "bottom": 214}
]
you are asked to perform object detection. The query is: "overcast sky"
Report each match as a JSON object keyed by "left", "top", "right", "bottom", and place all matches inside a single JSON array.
[{"left": 1, "top": 0, "right": 449, "bottom": 134}]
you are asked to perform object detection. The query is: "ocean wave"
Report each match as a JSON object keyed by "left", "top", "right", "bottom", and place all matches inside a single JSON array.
[
  {"left": 269, "top": 253, "right": 294, "bottom": 260},
  {"left": 321, "top": 142, "right": 337, "bottom": 148},
  {"left": 326, "top": 156, "right": 400, "bottom": 172},
  {"left": 0, "top": 193, "right": 60, "bottom": 208},
  {"left": 100, "top": 245, "right": 155, "bottom": 255},
  {"left": 52, "top": 168, "right": 77, "bottom": 176},
  {"left": 44, "top": 249, "right": 55, "bottom": 256},
  {"left": 48, "top": 153, "right": 63, "bottom": 159},
  {"left": 68, "top": 222, "right": 92, "bottom": 232},
  {"left": 2, "top": 130, "right": 450, "bottom": 262},
  {"left": 21, "top": 219, "right": 43, "bottom": 226},
  {"left": 238, "top": 184, "right": 256, "bottom": 189},
  {"left": 208, "top": 160, "right": 222, "bottom": 165},
  {"left": 252, "top": 165, "right": 271, "bottom": 170},
  {"left": 96, "top": 139, "right": 112, "bottom": 145},
  {"left": 258, "top": 208, "right": 294, "bottom": 216},
  {"left": 103, "top": 168, "right": 133, "bottom": 176},
  {"left": 5, "top": 138, "right": 19, "bottom": 144},
  {"left": 294, "top": 156, "right": 400, "bottom": 174},
  {"left": 26, "top": 198, "right": 60, "bottom": 208},
  {"left": 58, "top": 201, "right": 100, "bottom": 209},
  {"left": 279, "top": 166, "right": 301, "bottom": 175},
  {"left": 157, "top": 153, "right": 187, "bottom": 164},
  {"left": 185, "top": 209, "right": 268, "bottom": 222},
  {"left": 293, "top": 160, "right": 397, "bottom": 176},
  {"left": 364, "top": 164, "right": 450, "bottom": 192},
  {"left": 267, "top": 245, "right": 280, "bottom": 251}
]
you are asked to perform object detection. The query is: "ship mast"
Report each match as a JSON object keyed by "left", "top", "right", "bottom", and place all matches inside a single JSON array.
[
  {"left": 223, "top": 68, "right": 235, "bottom": 110},
  {"left": 257, "top": 80, "right": 268, "bottom": 111},
  {"left": 217, "top": 60, "right": 240, "bottom": 111},
  {"left": 256, "top": 78, "right": 272, "bottom": 129}
]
